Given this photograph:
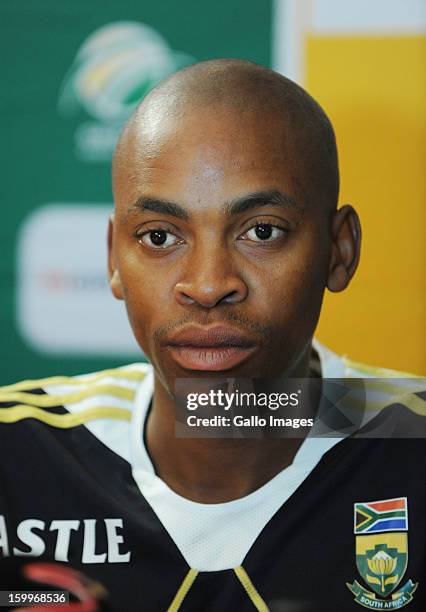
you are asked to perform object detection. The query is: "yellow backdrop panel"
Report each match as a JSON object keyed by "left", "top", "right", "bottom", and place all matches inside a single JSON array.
[{"left": 306, "top": 35, "right": 426, "bottom": 375}]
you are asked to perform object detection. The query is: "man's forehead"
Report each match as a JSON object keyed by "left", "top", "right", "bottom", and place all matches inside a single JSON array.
[
  {"left": 115, "top": 136, "right": 303, "bottom": 220},
  {"left": 116, "top": 115, "right": 306, "bottom": 221},
  {"left": 114, "top": 104, "right": 301, "bottom": 198}
]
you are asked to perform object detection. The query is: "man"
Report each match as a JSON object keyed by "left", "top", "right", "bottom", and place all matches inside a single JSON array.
[{"left": 0, "top": 60, "right": 424, "bottom": 611}]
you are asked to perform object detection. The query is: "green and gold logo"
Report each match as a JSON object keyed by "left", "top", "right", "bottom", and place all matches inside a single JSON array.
[
  {"left": 58, "top": 21, "right": 194, "bottom": 162},
  {"left": 347, "top": 498, "right": 417, "bottom": 609}
]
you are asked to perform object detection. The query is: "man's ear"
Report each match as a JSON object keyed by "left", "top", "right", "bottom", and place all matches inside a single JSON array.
[
  {"left": 108, "top": 214, "right": 124, "bottom": 300},
  {"left": 327, "top": 205, "right": 361, "bottom": 292}
]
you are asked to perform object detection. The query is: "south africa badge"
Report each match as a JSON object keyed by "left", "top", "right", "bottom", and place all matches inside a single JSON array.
[{"left": 346, "top": 497, "right": 418, "bottom": 609}]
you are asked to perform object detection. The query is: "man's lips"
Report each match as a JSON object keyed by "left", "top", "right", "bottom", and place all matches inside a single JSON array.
[
  {"left": 166, "top": 346, "right": 258, "bottom": 371},
  {"left": 164, "top": 326, "right": 258, "bottom": 371}
]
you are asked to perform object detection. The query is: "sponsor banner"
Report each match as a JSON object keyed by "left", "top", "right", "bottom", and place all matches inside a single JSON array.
[{"left": 17, "top": 204, "right": 140, "bottom": 356}]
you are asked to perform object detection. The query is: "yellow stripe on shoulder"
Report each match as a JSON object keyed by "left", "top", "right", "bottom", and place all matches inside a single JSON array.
[
  {"left": 0, "top": 366, "right": 147, "bottom": 393},
  {"left": 399, "top": 392, "right": 426, "bottom": 417},
  {"left": 0, "top": 405, "right": 132, "bottom": 428},
  {"left": 343, "top": 388, "right": 426, "bottom": 417},
  {"left": 0, "top": 384, "right": 136, "bottom": 408}
]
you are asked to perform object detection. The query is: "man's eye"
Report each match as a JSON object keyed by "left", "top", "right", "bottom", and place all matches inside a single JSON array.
[
  {"left": 243, "top": 223, "right": 288, "bottom": 242},
  {"left": 138, "top": 229, "right": 180, "bottom": 248}
]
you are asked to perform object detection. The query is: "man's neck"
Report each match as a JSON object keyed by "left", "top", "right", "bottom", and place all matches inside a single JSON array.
[{"left": 145, "top": 347, "right": 318, "bottom": 504}]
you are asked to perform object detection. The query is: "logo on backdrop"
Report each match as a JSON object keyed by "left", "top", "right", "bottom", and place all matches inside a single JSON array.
[{"left": 58, "top": 21, "right": 194, "bottom": 162}]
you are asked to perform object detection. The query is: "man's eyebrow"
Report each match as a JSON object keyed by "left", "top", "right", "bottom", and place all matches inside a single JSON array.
[
  {"left": 225, "top": 190, "right": 299, "bottom": 215},
  {"left": 128, "top": 197, "right": 189, "bottom": 221},
  {"left": 128, "top": 190, "right": 299, "bottom": 221}
]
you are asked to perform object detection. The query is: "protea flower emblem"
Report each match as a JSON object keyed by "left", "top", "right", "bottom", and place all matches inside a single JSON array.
[{"left": 366, "top": 550, "right": 398, "bottom": 593}]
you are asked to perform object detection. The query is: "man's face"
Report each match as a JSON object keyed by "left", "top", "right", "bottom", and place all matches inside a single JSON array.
[{"left": 110, "top": 104, "right": 331, "bottom": 389}]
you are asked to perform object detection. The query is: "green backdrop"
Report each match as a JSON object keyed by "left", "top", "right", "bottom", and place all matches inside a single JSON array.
[{"left": 0, "top": 1, "right": 273, "bottom": 385}]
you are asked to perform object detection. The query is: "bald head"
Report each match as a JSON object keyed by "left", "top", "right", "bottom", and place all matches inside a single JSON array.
[{"left": 113, "top": 59, "right": 339, "bottom": 211}]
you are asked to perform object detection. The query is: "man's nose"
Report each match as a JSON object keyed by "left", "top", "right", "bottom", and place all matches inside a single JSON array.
[{"left": 174, "top": 244, "right": 248, "bottom": 308}]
